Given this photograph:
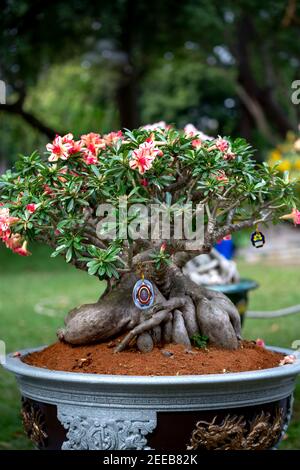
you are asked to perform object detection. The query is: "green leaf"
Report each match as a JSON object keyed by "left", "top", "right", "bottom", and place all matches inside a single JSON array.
[
  {"left": 67, "top": 199, "right": 74, "bottom": 212},
  {"left": 51, "top": 244, "right": 67, "bottom": 257},
  {"left": 65, "top": 247, "right": 73, "bottom": 263},
  {"left": 91, "top": 165, "right": 100, "bottom": 178},
  {"left": 124, "top": 129, "right": 138, "bottom": 143},
  {"left": 88, "top": 264, "right": 100, "bottom": 275}
]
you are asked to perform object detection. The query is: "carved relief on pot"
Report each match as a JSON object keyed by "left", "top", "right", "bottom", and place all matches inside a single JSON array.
[
  {"left": 21, "top": 398, "right": 48, "bottom": 448},
  {"left": 187, "top": 408, "right": 284, "bottom": 450}
]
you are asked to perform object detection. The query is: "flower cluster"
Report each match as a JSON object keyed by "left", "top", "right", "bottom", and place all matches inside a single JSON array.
[
  {"left": 184, "top": 123, "right": 213, "bottom": 141},
  {"left": 129, "top": 140, "right": 163, "bottom": 174},
  {"left": 0, "top": 206, "right": 30, "bottom": 256},
  {"left": 213, "top": 137, "right": 236, "bottom": 161},
  {"left": 215, "top": 170, "right": 229, "bottom": 184},
  {"left": 2, "top": 124, "right": 299, "bottom": 273},
  {"left": 184, "top": 126, "right": 235, "bottom": 162},
  {"left": 46, "top": 131, "right": 124, "bottom": 165}
]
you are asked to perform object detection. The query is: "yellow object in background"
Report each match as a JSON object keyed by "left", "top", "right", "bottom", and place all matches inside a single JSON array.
[{"left": 267, "top": 131, "right": 300, "bottom": 183}]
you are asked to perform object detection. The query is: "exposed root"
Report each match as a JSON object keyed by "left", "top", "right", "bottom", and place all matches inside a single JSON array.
[
  {"left": 58, "top": 265, "right": 242, "bottom": 352},
  {"left": 115, "top": 308, "right": 172, "bottom": 353},
  {"left": 196, "top": 298, "right": 239, "bottom": 349},
  {"left": 152, "top": 325, "right": 162, "bottom": 345},
  {"left": 136, "top": 332, "right": 153, "bottom": 353},
  {"left": 180, "top": 295, "right": 199, "bottom": 338},
  {"left": 162, "top": 315, "right": 173, "bottom": 343},
  {"left": 172, "top": 310, "right": 191, "bottom": 348}
]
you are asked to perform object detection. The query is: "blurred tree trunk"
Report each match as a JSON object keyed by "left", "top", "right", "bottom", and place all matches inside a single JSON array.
[
  {"left": 116, "top": 0, "right": 140, "bottom": 129},
  {"left": 116, "top": 69, "right": 139, "bottom": 129},
  {"left": 238, "top": 102, "right": 254, "bottom": 142},
  {"left": 0, "top": 156, "right": 8, "bottom": 174}
]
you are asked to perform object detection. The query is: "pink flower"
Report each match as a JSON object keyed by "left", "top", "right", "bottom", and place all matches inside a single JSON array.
[
  {"left": 46, "top": 135, "right": 73, "bottom": 162},
  {"left": 215, "top": 170, "right": 229, "bottom": 184},
  {"left": 184, "top": 124, "right": 213, "bottom": 140},
  {"left": 69, "top": 140, "right": 83, "bottom": 155},
  {"left": 5, "top": 233, "right": 22, "bottom": 250},
  {"left": 80, "top": 133, "right": 106, "bottom": 164},
  {"left": 83, "top": 151, "right": 98, "bottom": 165},
  {"left": 279, "top": 354, "right": 296, "bottom": 366},
  {"left": 0, "top": 207, "right": 19, "bottom": 241},
  {"left": 13, "top": 240, "right": 31, "bottom": 257},
  {"left": 223, "top": 151, "right": 236, "bottom": 161},
  {"left": 216, "top": 137, "right": 229, "bottom": 153},
  {"left": 140, "top": 178, "right": 148, "bottom": 187},
  {"left": 26, "top": 203, "right": 37, "bottom": 213},
  {"left": 0, "top": 208, "right": 10, "bottom": 236},
  {"left": 103, "top": 130, "right": 123, "bottom": 146},
  {"left": 0, "top": 209, "right": 29, "bottom": 256},
  {"left": 160, "top": 241, "right": 167, "bottom": 252},
  {"left": 256, "top": 338, "right": 265, "bottom": 348},
  {"left": 60, "top": 133, "right": 83, "bottom": 155},
  {"left": 0, "top": 228, "right": 11, "bottom": 242},
  {"left": 61, "top": 133, "right": 74, "bottom": 144},
  {"left": 129, "top": 141, "right": 163, "bottom": 175},
  {"left": 184, "top": 123, "right": 199, "bottom": 137},
  {"left": 43, "top": 184, "right": 54, "bottom": 196},
  {"left": 192, "top": 139, "right": 202, "bottom": 149},
  {"left": 80, "top": 132, "right": 106, "bottom": 149},
  {"left": 280, "top": 208, "right": 300, "bottom": 225},
  {"left": 292, "top": 209, "right": 300, "bottom": 225}
]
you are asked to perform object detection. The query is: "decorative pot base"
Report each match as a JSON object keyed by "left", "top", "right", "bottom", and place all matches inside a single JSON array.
[
  {"left": 21, "top": 395, "right": 293, "bottom": 450},
  {"left": 4, "top": 346, "right": 299, "bottom": 451}
]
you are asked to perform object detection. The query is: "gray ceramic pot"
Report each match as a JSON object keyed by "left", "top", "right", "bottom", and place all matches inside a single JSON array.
[{"left": 3, "top": 346, "right": 300, "bottom": 451}]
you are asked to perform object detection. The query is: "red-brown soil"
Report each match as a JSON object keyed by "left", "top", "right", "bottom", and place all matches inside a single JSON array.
[{"left": 23, "top": 340, "right": 284, "bottom": 376}]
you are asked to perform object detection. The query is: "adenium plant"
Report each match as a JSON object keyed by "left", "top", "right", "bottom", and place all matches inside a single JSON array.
[{"left": 0, "top": 124, "right": 298, "bottom": 352}]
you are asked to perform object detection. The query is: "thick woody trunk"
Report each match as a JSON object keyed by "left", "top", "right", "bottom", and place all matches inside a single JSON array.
[{"left": 57, "top": 266, "right": 242, "bottom": 352}]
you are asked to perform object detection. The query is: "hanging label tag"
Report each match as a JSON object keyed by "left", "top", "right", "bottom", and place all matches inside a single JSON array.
[
  {"left": 132, "top": 278, "right": 155, "bottom": 310},
  {"left": 251, "top": 230, "right": 265, "bottom": 248}
]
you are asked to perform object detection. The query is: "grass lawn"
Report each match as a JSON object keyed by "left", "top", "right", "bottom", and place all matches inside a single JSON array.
[{"left": 0, "top": 246, "right": 299, "bottom": 450}]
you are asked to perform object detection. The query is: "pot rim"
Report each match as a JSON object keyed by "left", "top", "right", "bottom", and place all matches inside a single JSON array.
[
  {"left": 3, "top": 345, "right": 300, "bottom": 386},
  {"left": 207, "top": 278, "right": 258, "bottom": 294}
]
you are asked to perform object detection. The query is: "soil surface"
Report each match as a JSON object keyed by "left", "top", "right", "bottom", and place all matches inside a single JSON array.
[{"left": 23, "top": 340, "right": 284, "bottom": 376}]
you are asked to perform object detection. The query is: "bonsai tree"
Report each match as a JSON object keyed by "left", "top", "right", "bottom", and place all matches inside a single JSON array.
[{"left": 0, "top": 124, "right": 299, "bottom": 352}]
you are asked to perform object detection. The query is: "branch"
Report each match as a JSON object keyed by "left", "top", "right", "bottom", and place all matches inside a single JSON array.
[
  {"left": 235, "top": 84, "right": 275, "bottom": 144},
  {"left": 217, "top": 195, "right": 247, "bottom": 217},
  {"left": 83, "top": 229, "right": 107, "bottom": 250},
  {"left": 132, "top": 247, "right": 156, "bottom": 267},
  {"left": 0, "top": 101, "right": 63, "bottom": 139},
  {"left": 213, "top": 211, "right": 273, "bottom": 243},
  {"left": 164, "top": 175, "right": 189, "bottom": 193}
]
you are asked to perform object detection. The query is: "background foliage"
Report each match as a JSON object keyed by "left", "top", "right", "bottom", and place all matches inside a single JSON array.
[{"left": 1, "top": 0, "right": 300, "bottom": 169}]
